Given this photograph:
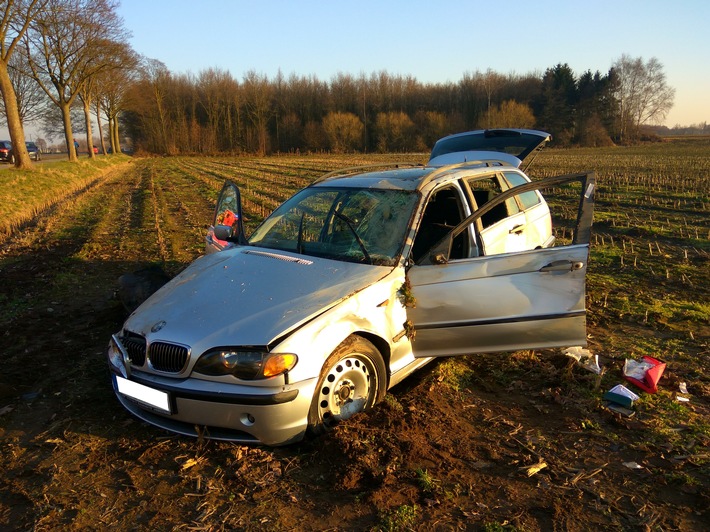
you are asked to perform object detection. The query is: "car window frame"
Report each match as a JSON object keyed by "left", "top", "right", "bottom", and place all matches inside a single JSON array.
[
  {"left": 417, "top": 172, "right": 596, "bottom": 266},
  {"left": 501, "top": 170, "right": 543, "bottom": 211},
  {"left": 462, "top": 172, "right": 523, "bottom": 231},
  {"left": 410, "top": 181, "right": 473, "bottom": 264}
]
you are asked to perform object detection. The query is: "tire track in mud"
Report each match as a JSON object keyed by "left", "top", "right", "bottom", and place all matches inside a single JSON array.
[
  {"left": 0, "top": 165, "right": 144, "bottom": 328},
  {"left": 0, "top": 158, "right": 276, "bottom": 529},
  {"left": 0, "top": 160, "right": 209, "bottom": 388},
  {"left": 0, "top": 160, "right": 212, "bottom": 530},
  {"left": 0, "top": 163, "right": 131, "bottom": 250},
  {"left": 0, "top": 162, "right": 157, "bottom": 475}
]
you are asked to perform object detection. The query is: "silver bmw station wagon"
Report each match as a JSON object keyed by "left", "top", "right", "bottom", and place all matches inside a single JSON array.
[{"left": 108, "top": 129, "right": 595, "bottom": 446}]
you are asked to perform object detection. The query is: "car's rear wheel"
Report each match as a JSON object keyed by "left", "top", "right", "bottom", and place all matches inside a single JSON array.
[{"left": 307, "top": 335, "right": 386, "bottom": 435}]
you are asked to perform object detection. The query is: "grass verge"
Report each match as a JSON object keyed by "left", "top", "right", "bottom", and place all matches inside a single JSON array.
[{"left": 0, "top": 155, "right": 132, "bottom": 237}]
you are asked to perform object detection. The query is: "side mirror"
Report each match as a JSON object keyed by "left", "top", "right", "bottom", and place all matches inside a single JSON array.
[
  {"left": 214, "top": 224, "right": 235, "bottom": 241},
  {"left": 212, "top": 181, "right": 248, "bottom": 246}
]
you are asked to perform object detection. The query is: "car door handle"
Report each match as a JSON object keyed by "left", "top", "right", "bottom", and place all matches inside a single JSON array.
[
  {"left": 539, "top": 260, "right": 584, "bottom": 272},
  {"left": 509, "top": 224, "right": 526, "bottom": 235}
]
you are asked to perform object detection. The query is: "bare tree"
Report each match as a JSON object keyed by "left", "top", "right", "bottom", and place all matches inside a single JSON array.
[
  {"left": 197, "top": 68, "right": 240, "bottom": 153},
  {"left": 129, "top": 58, "right": 172, "bottom": 154},
  {"left": 613, "top": 55, "right": 675, "bottom": 142},
  {"left": 80, "top": 42, "right": 136, "bottom": 157},
  {"left": 23, "top": 0, "right": 130, "bottom": 160},
  {"left": 95, "top": 53, "right": 137, "bottom": 155},
  {"left": 243, "top": 70, "right": 273, "bottom": 155},
  {"left": 1, "top": 50, "right": 48, "bottom": 127},
  {"left": 0, "top": 0, "right": 48, "bottom": 168}
]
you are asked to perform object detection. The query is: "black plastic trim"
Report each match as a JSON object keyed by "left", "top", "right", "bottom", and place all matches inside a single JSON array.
[{"left": 129, "top": 374, "right": 299, "bottom": 405}]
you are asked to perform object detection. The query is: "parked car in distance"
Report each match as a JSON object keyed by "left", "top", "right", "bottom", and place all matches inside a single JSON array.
[
  {"left": 25, "top": 142, "right": 41, "bottom": 161},
  {"left": 108, "top": 129, "right": 596, "bottom": 446},
  {"left": 0, "top": 140, "right": 13, "bottom": 163}
]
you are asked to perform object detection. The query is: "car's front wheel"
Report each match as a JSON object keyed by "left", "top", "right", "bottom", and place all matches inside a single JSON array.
[{"left": 307, "top": 335, "right": 386, "bottom": 435}]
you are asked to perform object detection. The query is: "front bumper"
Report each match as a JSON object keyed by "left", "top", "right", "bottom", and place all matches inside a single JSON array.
[{"left": 108, "top": 351, "right": 318, "bottom": 446}]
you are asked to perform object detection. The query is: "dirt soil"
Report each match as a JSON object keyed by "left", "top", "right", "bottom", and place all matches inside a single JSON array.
[{"left": 0, "top": 160, "right": 708, "bottom": 531}]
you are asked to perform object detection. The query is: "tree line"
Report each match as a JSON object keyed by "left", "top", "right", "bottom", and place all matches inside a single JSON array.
[
  {"left": 124, "top": 57, "right": 676, "bottom": 156},
  {"left": 1, "top": 0, "right": 677, "bottom": 168}
]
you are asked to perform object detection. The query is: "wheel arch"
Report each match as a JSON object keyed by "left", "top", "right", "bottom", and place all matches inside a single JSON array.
[{"left": 351, "top": 330, "right": 391, "bottom": 387}]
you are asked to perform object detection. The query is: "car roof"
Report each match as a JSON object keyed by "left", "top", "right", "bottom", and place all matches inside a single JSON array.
[
  {"left": 313, "top": 160, "right": 520, "bottom": 192},
  {"left": 310, "top": 129, "right": 549, "bottom": 193},
  {"left": 314, "top": 167, "right": 431, "bottom": 191}
]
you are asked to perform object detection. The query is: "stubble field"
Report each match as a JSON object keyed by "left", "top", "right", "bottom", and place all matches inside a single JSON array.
[{"left": 0, "top": 141, "right": 708, "bottom": 531}]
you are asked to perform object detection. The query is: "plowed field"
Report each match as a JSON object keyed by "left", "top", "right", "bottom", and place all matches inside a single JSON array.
[{"left": 1, "top": 147, "right": 708, "bottom": 531}]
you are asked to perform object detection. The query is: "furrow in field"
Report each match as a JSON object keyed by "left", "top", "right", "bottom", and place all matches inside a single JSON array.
[{"left": 142, "top": 159, "right": 215, "bottom": 266}]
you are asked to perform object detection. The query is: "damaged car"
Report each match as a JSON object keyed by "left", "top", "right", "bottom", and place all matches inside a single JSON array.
[{"left": 108, "top": 129, "right": 595, "bottom": 446}]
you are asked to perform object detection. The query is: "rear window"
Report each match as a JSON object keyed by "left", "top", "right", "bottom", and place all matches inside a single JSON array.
[{"left": 431, "top": 130, "right": 547, "bottom": 160}]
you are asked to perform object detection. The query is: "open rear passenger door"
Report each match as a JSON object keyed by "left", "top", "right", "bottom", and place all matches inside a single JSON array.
[{"left": 406, "top": 172, "right": 595, "bottom": 358}]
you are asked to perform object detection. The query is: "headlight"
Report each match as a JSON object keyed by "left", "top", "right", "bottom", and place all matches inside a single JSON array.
[{"left": 193, "top": 349, "right": 297, "bottom": 380}]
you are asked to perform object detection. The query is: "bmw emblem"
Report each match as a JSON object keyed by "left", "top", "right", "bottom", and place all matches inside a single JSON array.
[{"left": 151, "top": 320, "right": 166, "bottom": 333}]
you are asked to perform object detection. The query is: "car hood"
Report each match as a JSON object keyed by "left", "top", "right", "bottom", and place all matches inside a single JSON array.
[
  {"left": 429, "top": 129, "right": 551, "bottom": 167},
  {"left": 123, "top": 247, "right": 392, "bottom": 350}
]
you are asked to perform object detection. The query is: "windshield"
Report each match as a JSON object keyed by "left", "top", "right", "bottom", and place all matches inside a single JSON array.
[{"left": 248, "top": 187, "right": 418, "bottom": 266}]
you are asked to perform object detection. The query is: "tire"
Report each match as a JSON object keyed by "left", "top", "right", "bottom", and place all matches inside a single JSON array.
[{"left": 307, "top": 335, "right": 386, "bottom": 435}]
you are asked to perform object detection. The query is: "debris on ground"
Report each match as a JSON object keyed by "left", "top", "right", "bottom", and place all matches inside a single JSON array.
[
  {"left": 603, "top": 384, "right": 639, "bottom": 416},
  {"left": 623, "top": 356, "right": 666, "bottom": 393},
  {"left": 564, "top": 346, "right": 602, "bottom": 374}
]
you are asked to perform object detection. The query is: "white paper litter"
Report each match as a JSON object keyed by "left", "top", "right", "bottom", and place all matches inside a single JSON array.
[
  {"left": 676, "top": 396, "right": 690, "bottom": 403},
  {"left": 623, "top": 358, "right": 654, "bottom": 380},
  {"left": 565, "top": 346, "right": 592, "bottom": 361},
  {"left": 679, "top": 382, "right": 688, "bottom": 394},
  {"left": 564, "top": 346, "right": 602, "bottom": 374},
  {"left": 623, "top": 461, "right": 644, "bottom": 469}
]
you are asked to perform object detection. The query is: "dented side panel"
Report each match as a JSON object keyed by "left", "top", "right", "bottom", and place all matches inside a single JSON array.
[
  {"left": 407, "top": 172, "right": 595, "bottom": 358},
  {"left": 407, "top": 244, "right": 589, "bottom": 357}
]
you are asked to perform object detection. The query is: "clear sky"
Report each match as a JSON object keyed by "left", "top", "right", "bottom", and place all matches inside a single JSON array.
[{"left": 114, "top": 0, "right": 709, "bottom": 128}]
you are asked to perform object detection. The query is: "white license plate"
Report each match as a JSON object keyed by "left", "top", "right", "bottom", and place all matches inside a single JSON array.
[{"left": 116, "top": 376, "right": 172, "bottom": 414}]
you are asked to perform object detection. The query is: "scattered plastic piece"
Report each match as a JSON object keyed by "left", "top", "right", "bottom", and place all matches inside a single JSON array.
[
  {"left": 623, "top": 461, "right": 644, "bottom": 469},
  {"left": 564, "top": 346, "right": 601, "bottom": 374},
  {"left": 623, "top": 356, "right": 666, "bottom": 393},
  {"left": 676, "top": 396, "right": 690, "bottom": 403},
  {"left": 679, "top": 382, "right": 688, "bottom": 394}
]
